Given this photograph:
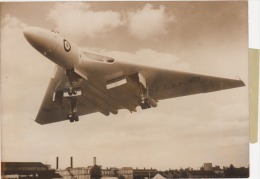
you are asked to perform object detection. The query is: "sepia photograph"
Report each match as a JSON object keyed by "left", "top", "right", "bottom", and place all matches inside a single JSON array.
[{"left": 1, "top": 1, "right": 249, "bottom": 178}]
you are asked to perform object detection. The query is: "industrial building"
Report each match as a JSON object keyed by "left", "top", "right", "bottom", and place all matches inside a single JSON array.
[
  {"left": 102, "top": 167, "right": 118, "bottom": 177},
  {"left": 118, "top": 167, "right": 133, "bottom": 179},
  {"left": 56, "top": 157, "right": 91, "bottom": 179},
  {"left": 57, "top": 167, "right": 91, "bottom": 179},
  {"left": 203, "top": 163, "right": 213, "bottom": 171},
  {"left": 133, "top": 168, "right": 157, "bottom": 179},
  {"left": 1, "top": 162, "right": 61, "bottom": 179},
  {"left": 3, "top": 157, "right": 239, "bottom": 178},
  {"left": 118, "top": 167, "right": 157, "bottom": 179},
  {"left": 56, "top": 157, "right": 157, "bottom": 179},
  {"left": 57, "top": 157, "right": 101, "bottom": 179}
]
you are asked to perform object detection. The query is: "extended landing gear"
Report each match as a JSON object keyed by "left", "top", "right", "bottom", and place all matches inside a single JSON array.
[
  {"left": 68, "top": 86, "right": 77, "bottom": 96},
  {"left": 68, "top": 114, "right": 79, "bottom": 122},
  {"left": 67, "top": 84, "right": 80, "bottom": 123},
  {"left": 140, "top": 98, "right": 151, "bottom": 109},
  {"left": 53, "top": 69, "right": 81, "bottom": 123},
  {"left": 130, "top": 73, "right": 158, "bottom": 109},
  {"left": 67, "top": 97, "right": 79, "bottom": 123},
  {"left": 66, "top": 69, "right": 81, "bottom": 96},
  {"left": 139, "top": 82, "right": 153, "bottom": 109},
  {"left": 140, "top": 97, "right": 157, "bottom": 109}
]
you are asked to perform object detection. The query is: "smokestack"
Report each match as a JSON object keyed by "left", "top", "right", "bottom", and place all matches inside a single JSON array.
[
  {"left": 71, "top": 157, "right": 73, "bottom": 168},
  {"left": 93, "top": 157, "right": 96, "bottom": 166},
  {"left": 56, "top": 157, "right": 59, "bottom": 170}
]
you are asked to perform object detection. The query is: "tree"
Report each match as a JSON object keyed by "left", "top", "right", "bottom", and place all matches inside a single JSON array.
[
  {"left": 91, "top": 165, "right": 102, "bottom": 179},
  {"left": 225, "top": 164, "right": 236, "bottom": 177}
]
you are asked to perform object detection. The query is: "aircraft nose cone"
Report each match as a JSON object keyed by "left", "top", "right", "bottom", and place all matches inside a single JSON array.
[
  {"left": 23, "top": 27, "right": 38, "bottom": 44},
  {"left": 23, "top": 27, "right": 57, "bottom": 56}
]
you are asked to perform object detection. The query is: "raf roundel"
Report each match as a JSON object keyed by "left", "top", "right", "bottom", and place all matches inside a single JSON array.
[{"left": 63, "top": 39, "right": 71, "bottom": 52}]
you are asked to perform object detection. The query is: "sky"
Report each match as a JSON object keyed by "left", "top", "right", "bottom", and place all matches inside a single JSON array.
[{"left": 1, "top": 1, "right": 249, "bottom": 170}]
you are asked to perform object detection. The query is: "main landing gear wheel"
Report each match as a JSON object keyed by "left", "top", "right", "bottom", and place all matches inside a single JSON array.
[
  {"left": 140, "top": 98, "right": 151, "bottom": 109},
  {"left": 68, "top": 97, "right": 78, "bottom": 122},
  {"left": 68, "top": 114, "right": 79, "bottom": 122},
  {"left": 68, "top": 87, "right": 77, "bottom": 96}
]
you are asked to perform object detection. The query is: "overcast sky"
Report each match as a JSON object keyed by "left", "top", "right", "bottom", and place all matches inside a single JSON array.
[{"left": 1, "top": 1, "right": 249, "bottom": 170}]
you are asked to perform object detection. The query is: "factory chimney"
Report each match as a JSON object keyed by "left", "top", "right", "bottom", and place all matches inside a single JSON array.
[
  {"left": 71, "top": 156, "right": 73, "bottom": 168},
  {"left": 93, "top": 157, "right": 96, "bottom": 166},
  {"left": 56, "top": 157, "right": 59, "bottom": 170}
]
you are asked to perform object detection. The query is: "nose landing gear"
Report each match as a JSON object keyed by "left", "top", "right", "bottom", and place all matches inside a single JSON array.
[
  {"left": 65, "top": 68, "right": 81, "bottom": 96},
  {"left": 68, "top": 86, "right": 78, "bottom": 96},
  {"left": 64, "top": 69, "right": 82, "bottom": 123},
  {"left": 67, "top": 97, "right": 79, "bottom": 123}
]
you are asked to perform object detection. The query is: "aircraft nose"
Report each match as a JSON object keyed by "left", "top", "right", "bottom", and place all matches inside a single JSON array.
[
  {"left": 23, "top": 26, "right": 57, "bottom": 55},
  {"left": 23, "top": 27, "right": 38, "bottom": 44}
]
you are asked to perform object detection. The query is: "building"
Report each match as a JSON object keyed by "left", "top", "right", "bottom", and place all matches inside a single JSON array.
[
  {"left": 102, "top": 168, "right": 118, "bottom": 177},
  {"left": 187, "top": 170, "right": 218, "bottom": 178},
  {"left": 2, "top": 174, "right": 20, "bottom": 179},
  {"left": 118, "top": 167, "right": 133, "bottom": 179},
  {"left": 1, "top": 162, "right": 62, "bottom": 179},
  {"left": 133, "top": 168, "right": 157, "bottom": 179},
  {"left": 57, "top": 167, "right": 91, "bottom": 179},
  {"left": 185, "top": 163, "right": 225, "bottom": 178},
  {"left": 212, "top": 165, "right": 224, "bottom": 176},
  {"left": 203, "top": 163, "right": 213, "bottom": 171},
  {"left": 118, "top": 167, "right": 157, "bottom": 179}
]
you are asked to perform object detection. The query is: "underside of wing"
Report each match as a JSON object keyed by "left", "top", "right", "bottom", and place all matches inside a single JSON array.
[
  {"left": 36, "top": 55, "right": 245, "bottom": 124},
  {"left": 113, "top": 60, "right": 245, "bottom": 101},
  {"left": 149, "top": 72, "right": 245, "bottom": 100},
  {"left": 77, "top": 55, "right": 245, "bottom": 112}
]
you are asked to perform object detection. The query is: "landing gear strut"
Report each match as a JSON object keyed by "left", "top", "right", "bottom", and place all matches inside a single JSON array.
[
  {"left": 139, "top": 83, "right": 151, "bottom": 109},
  {"left": 140, "top": 98, "right": 151, "bottom": 109},
  {"left": 68, "top": 86, "right": 77, "bottom": 96},
  {"left": 67, "top": 97, "right": 79, "bottom": 122},
  {"left": 129, "top": 73, "right": 158, "bottom": 109},
  {"left": 66, "top": 69, "right": 80, "bottom": 96}
]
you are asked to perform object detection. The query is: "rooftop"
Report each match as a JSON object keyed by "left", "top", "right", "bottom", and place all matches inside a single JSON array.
[{"left": 2, "top": 162, "right": 48, "bottom": 169}]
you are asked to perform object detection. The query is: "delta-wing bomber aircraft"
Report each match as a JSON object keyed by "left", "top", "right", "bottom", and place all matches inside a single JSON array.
[{"left": 23, "top": 27, "right": 245, "bottom": 125}]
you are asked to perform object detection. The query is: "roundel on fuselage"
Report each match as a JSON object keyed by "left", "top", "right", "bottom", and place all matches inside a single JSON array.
[{"left": 63, "top": 39, "right": 71, "bottom": 52}]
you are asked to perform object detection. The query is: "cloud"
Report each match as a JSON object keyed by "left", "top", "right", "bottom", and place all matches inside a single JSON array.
[
  {"left": 1, "top": 14, "right": 54, "bottom": 117},
  {"left": 128, "top": 4, "right": 176, "bottom": 39},
  {"left": 48, "top": 2, "right": 124, "bottom": 40},
  {"left": 1, "top": 14, "right": 27, "bottom": 29},
  {"left": 47, "top": 3, "right": 176, "bottom": 41},
  {"left": 1, "top": 14, "right": 56, "bottom": 162}
]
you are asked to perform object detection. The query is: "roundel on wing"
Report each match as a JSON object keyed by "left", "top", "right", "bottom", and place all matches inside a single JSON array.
[{"left": 63, "top": 39, "right": 71, "bottom": 52}]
